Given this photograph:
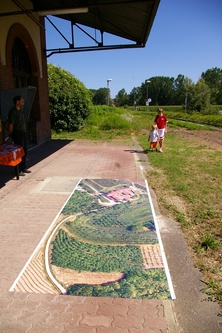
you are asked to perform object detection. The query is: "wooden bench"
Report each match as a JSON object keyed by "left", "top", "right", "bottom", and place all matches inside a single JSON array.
[{"left": 0, "top": 144, "right": 25, "bottom": 179}]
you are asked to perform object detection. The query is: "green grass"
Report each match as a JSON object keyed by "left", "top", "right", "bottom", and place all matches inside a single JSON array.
[
  {"left": 169, "top": 119, "right": 214, "bottom": 130},
  {"left": 52, "top": 105, "right": 133, "bottom": 141},
  {"left": 198, "top": 234, "right": 220, "bottom": 251}
]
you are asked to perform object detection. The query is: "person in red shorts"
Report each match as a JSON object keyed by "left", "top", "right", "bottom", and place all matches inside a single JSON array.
[{"left": 154, "top": 108, "right": 168, "bottom": 152}]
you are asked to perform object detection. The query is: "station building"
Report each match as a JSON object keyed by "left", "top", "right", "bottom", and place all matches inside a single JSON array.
[{"left": 0, "top": 0, "right": 159, "bottom": 145}]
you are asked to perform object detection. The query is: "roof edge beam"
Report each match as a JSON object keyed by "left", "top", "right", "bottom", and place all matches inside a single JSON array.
[
  {"left": 38, "top": 7, "right": 88, "bottom": 16},
  {"left": 46, "top": 43, "right": 144, "bottom": 58}
]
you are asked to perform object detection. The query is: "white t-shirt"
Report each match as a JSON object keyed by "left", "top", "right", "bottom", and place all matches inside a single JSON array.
[{"left": 149, "top": 129, "right": 159, "bottom": 142}]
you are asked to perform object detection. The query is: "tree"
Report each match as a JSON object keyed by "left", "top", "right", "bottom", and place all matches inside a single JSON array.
[
  {"left": 140, "top": 76, "right": 175, "bottom": 105},
  {"left": 128, "top": 87, "right": 142, "bottom": 107},
  {"left": 201, "top": 67, "right": 222, "bottom": 104},
  {"left": 48, "top": 64, "right": 91, "bottom": 132},
  {"left": 186, "top": 78, "right": 211, "bottom": 112},
  {"left": 92, "top": 88, "right": 108, "bottom": 105},
  {"left": 114, "top": 88, "right": 129, "bottom": 106},
  {"left": 173, "top": 74, "right": 188, "bottom": 105}
]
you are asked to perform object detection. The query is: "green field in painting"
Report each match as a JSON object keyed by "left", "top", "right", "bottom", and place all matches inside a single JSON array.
[
  {"left": 50, "top": 179, "right": 171, "bottom": 299},
  {"left": 65, "top": 194, "right": 157, "bottom": 244}
]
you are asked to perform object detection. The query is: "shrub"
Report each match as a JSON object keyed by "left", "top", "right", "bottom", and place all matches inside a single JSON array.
[{"left": 48, "top": 64, "right": 92, "bottom": 132}]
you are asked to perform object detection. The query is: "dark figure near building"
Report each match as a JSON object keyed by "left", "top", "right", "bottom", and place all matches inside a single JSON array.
[{"left": 8, "top": 95, "right": 31, "bottom": 176}]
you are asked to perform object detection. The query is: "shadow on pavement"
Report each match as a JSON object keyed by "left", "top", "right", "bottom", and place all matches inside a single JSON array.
[
  {"left": 124, "top": 149, "right": 149, "bottom": 154},
  {"left": 0, "top": 139, "right": 72, "bottom": 188}
]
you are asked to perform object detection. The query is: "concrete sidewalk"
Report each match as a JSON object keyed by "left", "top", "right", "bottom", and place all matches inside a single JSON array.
[{"left": 0, "top": 138, "right": 221, "bottom": 333}]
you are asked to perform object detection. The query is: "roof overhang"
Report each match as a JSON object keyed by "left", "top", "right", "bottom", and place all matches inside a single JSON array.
[{"left": 1, "top": 0, "right": 160, "bottom": 57}]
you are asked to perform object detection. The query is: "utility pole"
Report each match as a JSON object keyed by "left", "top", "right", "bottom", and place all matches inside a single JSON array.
[
  {"left": 146, "top": 80, "right": 150, "bottom": 113},
  {"left": 107, "top": 78, "right": 112, "bottom": 106}
]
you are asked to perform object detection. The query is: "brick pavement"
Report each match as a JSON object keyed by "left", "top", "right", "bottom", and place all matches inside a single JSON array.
[{"left": 0, "top": 139, "right": 176, "bottom": 333}]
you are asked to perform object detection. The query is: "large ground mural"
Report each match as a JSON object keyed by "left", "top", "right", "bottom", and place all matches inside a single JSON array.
[{"left": 10, "top": 179, "right": 175, "bottom": 299}]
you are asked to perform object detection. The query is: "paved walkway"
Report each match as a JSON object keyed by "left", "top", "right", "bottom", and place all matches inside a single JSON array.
[{"left": 0, "top": 138, "right": 221, "bottom": 332}]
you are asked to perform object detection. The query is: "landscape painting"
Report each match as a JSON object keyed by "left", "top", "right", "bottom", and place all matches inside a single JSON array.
[{"left": 10, "top": 178, "right": 174, "bottom": 300}]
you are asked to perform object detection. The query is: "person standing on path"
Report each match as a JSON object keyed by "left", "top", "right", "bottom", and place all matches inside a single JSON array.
[
  {"left": 154, "top": 108, "right": 168, "bottom": 152},
  {"left": 7, "top": 95, "right": 31, "bottom": 176},
  {"left": 148, "top": 124, "right": 159, "bottom": 152}
]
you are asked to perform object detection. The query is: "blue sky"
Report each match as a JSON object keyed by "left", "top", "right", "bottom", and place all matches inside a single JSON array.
[{"left": 45, "top": 0, "right": 222, "bottom": 98}]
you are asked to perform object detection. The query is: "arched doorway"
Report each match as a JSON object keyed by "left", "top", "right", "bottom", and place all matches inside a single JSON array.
[
  {"left": 11, "top": 36, "right": 37, "bottom": 144},
  {"left": 4, "top": 22, "right": 51, "bottom": 145}
]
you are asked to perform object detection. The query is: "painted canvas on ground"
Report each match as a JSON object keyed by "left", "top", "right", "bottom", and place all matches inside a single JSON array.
[{"left": 10, "top": 179, "right": 175, "bottom": 299}]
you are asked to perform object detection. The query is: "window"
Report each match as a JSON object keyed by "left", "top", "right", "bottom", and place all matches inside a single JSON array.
[{"left": 12, "top": 37, "right": 32, "bottom": 88}]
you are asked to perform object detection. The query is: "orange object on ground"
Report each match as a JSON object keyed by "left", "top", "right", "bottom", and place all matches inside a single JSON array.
[{"left": 0, "top": 143, "right": 24, "bottom": 166}]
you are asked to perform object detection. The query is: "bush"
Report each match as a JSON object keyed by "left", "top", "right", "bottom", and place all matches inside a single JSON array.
[{"left": 48, "top": 64, "right": 92, "bottom": 132}]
